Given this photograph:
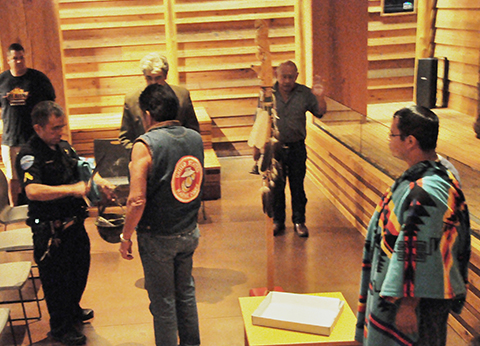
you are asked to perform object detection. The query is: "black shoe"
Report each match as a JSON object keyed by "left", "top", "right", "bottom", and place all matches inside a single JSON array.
[
  {"left": 294, "top": 223, "right": 309, "bottom": 237},
  {"left": 49, "top": 329, "right": 86, "bottom": 345},
  {"left": 77, "top": 308, "right": 94, "bottom": 322},
  {"left": 273, "top": 223, "right": 285, "bottom": 236},
  {"left": 250, "top": 164, "right": 260, "bottom": 175}
]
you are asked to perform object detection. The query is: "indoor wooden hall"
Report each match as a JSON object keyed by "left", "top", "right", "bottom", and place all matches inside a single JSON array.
[
  {"left": 1, "top": 153, "right": 474, "bottom": 346},
  {"left": 0, "top": 155, "right": 365, "bottom": 346}
]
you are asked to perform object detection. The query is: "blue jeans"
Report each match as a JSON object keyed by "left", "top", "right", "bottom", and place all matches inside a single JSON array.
[{"left": 138, "top": 227, "right": 200, "bottom": 346}]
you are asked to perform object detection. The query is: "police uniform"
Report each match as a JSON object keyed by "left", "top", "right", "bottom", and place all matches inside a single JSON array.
[{"left": 16, "top": 133, "right": 90, "bottom": 338}]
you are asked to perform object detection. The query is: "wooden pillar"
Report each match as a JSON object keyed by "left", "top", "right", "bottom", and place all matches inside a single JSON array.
[
  {"left": 0, "top": 0, "right": 70, "bottom": 142},
  {"left": 164, "top": 0, "right": 179, "bottom": 85},
  {"left": 414, "top": 0, "right": 438, "bottom": 104},
  {"left": 295, "top": 0, "right": 306, "bottom": 84}
]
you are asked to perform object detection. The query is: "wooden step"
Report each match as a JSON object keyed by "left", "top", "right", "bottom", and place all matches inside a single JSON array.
[
  {"left": 368, "top": 22, "right": 417, "bottom": 32},
  {"left": 62, "top": 19, "right": 165, "bottom": 31},
  {"left": 368, "top": 83, "right": 413, "bottom": 91},
  {"left": 368, "top": 67, "right": 414, "bottom": 79},
  {"left": 177, "top": 26, "right": 294, "bottom": 44},
  {"left": 62, "top": 34, "right": 166, "bottom": 50},
  {"left": 175, "top": 11, "right": 294, "bottom": 25},
  {"left": 368, "top": 35, "right": 416, "bottom": 46},
  {"left": 175, "top": 0, "right": 294, "bottom": 13},
  {"left": 368, "top": 88, "right": 413, "bottom": 103},
  {"left": 59, "top": 5, "right": 163, "bottom": 19}
]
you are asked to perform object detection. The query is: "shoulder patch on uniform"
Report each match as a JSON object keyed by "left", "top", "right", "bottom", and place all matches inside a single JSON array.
[{"left": 20, "top": 155, "right": 35, "bottom": 171}]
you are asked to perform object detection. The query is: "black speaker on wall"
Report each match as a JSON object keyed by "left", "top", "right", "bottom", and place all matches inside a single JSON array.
[{"left": 416, "top": 58, "right": 438, "bottom": 109}]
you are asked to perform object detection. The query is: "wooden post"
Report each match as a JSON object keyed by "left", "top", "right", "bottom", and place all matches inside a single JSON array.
[
  {"left": 302, "top": 0, "right": 313, "bottom": 87},
  {"left": 249, "top": 20, "right": 283, "bottom": 296},
  {"left": 164, "top": 0, "right": 179, "bottom": 85},
  {"left": 294, "top": 0, "right": 305, "bottom": 84},
  {"left": 0, "top": 0, "right": 70, "bottom": 142},
  {"left": 257, "top": 19, "right": 274, "bottom": 293}
]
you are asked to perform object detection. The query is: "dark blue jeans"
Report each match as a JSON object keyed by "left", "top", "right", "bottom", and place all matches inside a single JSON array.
[
  {"left": 273, "top": 141, "right": 308, "bottom": 225},
  {"left": 138, "top": 227, "right": 200, "bottom": 346}
]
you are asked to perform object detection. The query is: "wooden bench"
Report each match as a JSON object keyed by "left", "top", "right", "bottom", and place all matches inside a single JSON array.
[{"left": 196, "top": 107, "right": 221, "bottom": 200}]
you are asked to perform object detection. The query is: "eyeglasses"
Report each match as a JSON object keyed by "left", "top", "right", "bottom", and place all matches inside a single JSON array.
[{"left": 389, "top": 132, "right": 402, "bottom": 138}]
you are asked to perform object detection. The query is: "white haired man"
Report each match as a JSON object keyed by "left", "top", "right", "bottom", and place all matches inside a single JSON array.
[{"left": 119, "top": 53, "right": 199, "bottom": 151}]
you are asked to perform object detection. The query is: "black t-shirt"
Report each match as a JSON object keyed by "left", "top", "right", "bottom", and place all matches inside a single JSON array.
[
  {"left": 16, "top": 135, "right": 87, "bottom": 221},
  {"left": 0, "top": 69, "right": 56, "bottom": 146}
]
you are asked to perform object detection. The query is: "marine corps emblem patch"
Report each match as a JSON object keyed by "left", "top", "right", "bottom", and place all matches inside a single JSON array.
[{"left": 171, "top": 155, "right": 203, "bottom": 203}]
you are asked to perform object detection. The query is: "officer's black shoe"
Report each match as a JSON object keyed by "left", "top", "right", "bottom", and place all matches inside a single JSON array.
[
  {"left": 49, "top": 329, "right": 86, "bottom": 345},
  {"left": 77, "top": 308, "right": 94, "bottom": 322},
  {"left": 273, "top": 223, "right": 285, "bottom": 236},
  {"left": 294, "top": 223, "right": 309, "bottom": 237}
]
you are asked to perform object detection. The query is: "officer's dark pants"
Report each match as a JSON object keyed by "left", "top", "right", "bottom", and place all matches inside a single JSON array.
[
  {"left": 273, "top": 140, "right": 307, "bottom": 225},
  {"left": 32, "top": 222, "right": 91, "bottom": 336}
]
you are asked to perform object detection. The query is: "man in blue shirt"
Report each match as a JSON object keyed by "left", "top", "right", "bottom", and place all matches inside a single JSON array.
[{"left": 272, "top": 60, "right": 326, "bottom": 237}]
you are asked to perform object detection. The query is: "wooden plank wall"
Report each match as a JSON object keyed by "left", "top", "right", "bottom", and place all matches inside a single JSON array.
[
  {"left": 58, "top": 0, "right": 297, "bottom": 157},
  {"left": 367, "top": 0, "right": 417, "bottom": 104},
  {"left": 434, "top": 0, "right": 480, "bottom": 117}
]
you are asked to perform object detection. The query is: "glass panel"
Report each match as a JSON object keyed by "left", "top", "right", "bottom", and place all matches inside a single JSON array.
[{"left": 313, "top": 100, "right": 480, "bottom": 239}]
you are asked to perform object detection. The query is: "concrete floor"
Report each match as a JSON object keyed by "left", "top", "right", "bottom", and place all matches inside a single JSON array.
[{"left": 0, "top": 156, "right": 469, "bottom": 345}]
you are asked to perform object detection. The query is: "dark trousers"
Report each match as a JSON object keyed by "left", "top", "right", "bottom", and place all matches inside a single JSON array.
[
  {"left": 415, "top": 298, "right": 453, "bottom": 346},
  {"left": 273, "top": 141, "right": 307, "bottom": 225},
  {"left": 32, "top": 222, "right": 91, "bottom": 336}
]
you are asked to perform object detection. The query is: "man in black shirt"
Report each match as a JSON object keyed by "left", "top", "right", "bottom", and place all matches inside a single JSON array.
[{"left": 0, "top": 43, "right": 56, "bottom": 205}]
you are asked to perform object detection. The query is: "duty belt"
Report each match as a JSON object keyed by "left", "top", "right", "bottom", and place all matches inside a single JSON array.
[{"left": 34, "top": 216, "right": 84, "bottom": 262}]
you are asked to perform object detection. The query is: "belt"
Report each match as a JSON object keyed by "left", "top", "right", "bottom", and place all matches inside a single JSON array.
[
  {"left": 137, "top": 225, "right": 198, "bottom": 238},
  {"left": 32, "top": 216, "right": 84, "bottom": 262},
  {"left": 30, "top": 215, "right": 83, "bottom": 231},
  {"left": 282, "top": 140, "right": 304, "bottom": 148}
]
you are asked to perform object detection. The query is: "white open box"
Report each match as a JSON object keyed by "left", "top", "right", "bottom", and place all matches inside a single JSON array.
[{"left": 251, "top": 291, "right": 345, "bottom": 336}]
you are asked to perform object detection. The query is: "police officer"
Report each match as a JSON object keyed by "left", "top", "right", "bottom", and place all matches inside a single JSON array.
[{"left": 16, "top": 101, "right": 114, "bottom": 345}]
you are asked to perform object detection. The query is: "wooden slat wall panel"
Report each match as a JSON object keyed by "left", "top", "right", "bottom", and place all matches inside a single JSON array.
[
  {"left": 434, "top": 1, "right": 480, "bottom": 116},
  {"left": 58, "top": 0, "right": 297, "bottom": 156},
  {"left": 367, "top": 1, "right": 417, "bottom": 103},
  {"left": 59, "top": 0, "right": 166, "bottom": 123},
  {"left": 175, "top": 0, "right": 295, "bottom": 152}
]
